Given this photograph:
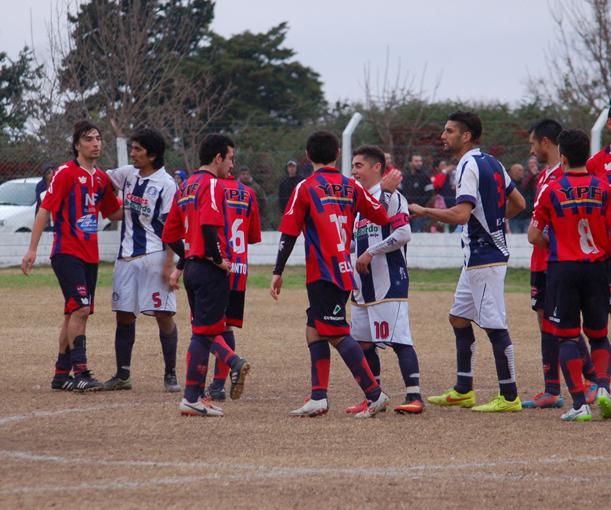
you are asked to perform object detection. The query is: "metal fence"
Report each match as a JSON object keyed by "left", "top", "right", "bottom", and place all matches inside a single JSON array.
[{"left": 0, "top": 137, "right": 534, "bottom": 234}]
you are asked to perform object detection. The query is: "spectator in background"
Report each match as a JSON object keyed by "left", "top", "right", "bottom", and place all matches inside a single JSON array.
[
  {"left": 173, "top": 170, "right": 187, "bottom": 186},
  {"left": 521, "top": 155, "right": 541, "bottom": 194},
  {"left": 238, "top": 166, "right": 268, "bottom": 230},
  {"left": 278, "top": 159, "right": 303, "bottom": 214},
  {"left": 384, "top": 152, "right": 399, "bottom": 176},
  {"left": 507, "top": 163, "right": 530, "bottom": 233},
  {"left": 431, "top": 157, "right": 456, "bottom": 209},
  {"left": 35, "top": 163, "right": 55, "bottom": 215},
  {"left": 401, "top": 154, "right": 434, "bottom": 232}
]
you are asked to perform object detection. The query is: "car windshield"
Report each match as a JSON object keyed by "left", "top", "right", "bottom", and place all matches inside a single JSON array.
[{"left": 0, "top": 181, "right": 37, "bottom": 206}]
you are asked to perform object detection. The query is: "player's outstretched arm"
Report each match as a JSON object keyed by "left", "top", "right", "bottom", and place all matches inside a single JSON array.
[
  {"left": 21, "top": 208, "right": 52, "bottom": 276},
  {"left": 408, "top": 202, "right": 472, "bottom": 225}
]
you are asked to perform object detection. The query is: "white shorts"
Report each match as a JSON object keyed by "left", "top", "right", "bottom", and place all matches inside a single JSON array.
[
  {"left": 112, "top": 251, "right": 176, "bottom": 316},
  {"left": 450, "top": 265, "right": 507, "bottom": 330},
  {"left": 351, "top": 300, "right": 413, "bottom": 347}
]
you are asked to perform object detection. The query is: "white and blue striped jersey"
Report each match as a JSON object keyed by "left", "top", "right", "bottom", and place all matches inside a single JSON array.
[
  {"left": 107, "top": 165, "right": 177, "bottom": 259},
  {"left": 351, "top": 184, "right": 411, "bottom": 305},
  {"left": 455, "top": 149, "right": 515, "bottom": 269}
]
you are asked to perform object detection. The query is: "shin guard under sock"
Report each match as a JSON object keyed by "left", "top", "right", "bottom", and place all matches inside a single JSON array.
[
  {"left": 184, "top": 334, "right": 211, "bottom": 402},
  {"left": 309, "top": 340, "right": 331, "bottom": 400},
  {"left": 541, "top": 330, "right": 560, "bottom": 395},
  {"left": 115, "top": 322, "right": 136, "bottom": 380},
  {"left": 335, "top": 335, "right": 380, "bottom": 401},
  {"left": 487, "top": 329, "right": 518, "bottom": 402},
  {"left": 55, "top": 349, "right": 71, "bottom": 375},
  {"left": 454, "top": 325, "right": 475, "bottom": 394},
  {"left": 588, "top": 336, "right": 611, "bottom": 391},
  {"left": 559, "top": 339, "right": 586, "bottom": 409},
  {"left": 392, "top": 343, "right": 421, "bottom": 400},
  {"left": 211, "top": 330, "right": 235, "bottom": 391},
  {"left": 159, "top": 324, "right": 178, "bottom": 374},
  {"left": 363, "top": 345, "right": 381, "bottom": 385},
  {"left": 71, "top": 335, "right": 88, "bottom": 376}
]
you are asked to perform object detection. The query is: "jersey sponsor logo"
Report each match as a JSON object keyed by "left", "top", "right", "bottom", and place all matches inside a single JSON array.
[
  {"left": 77, "top": 285, "right": 87, "bottom": 296},
  {"left": 126, "top": 193, "right": 149, "bottom": 205},
  {"left": 76, "top": 214, "right": 98, "bottom": 233},
  {"left": 225, "top": 188, "right": 251, "bottom": 208},
  {"left": 355, "top": 224, "right": 379, "bottom": 237},
  {"left": 355, "top": 218, "right": 371, "bottom": 230},
  {"left": 177, "top": 182, "right": 200, "bottom": 206},
  {"left": 125, "top": 193, "right": 152, "bottom": 214},
  {"left": 316, "top": 182, "right": 355, "bottom": 198},
  {"left": 338, "top": 260, "right": 352, "bottom": 273},
  {"left": 323, "top": 314, "right": 345, "bottom": 321},
  {"left": 557, "top": 185, "right": 603, "bottom": 203}
]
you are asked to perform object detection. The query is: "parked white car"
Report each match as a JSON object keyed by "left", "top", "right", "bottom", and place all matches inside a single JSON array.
[{"left": 0, "top": 177, "right": 113, "bottom": 233}]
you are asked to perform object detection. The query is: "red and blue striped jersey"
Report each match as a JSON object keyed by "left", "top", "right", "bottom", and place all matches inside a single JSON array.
[
  {"left": 222, "top": 175, "right": 261, "bottom": 291},
  {"left": 162, "top": 170, "right": 232, "bottom": 261},
  {"left": 587, "top": 144, "right": 611, "bottom": 183},
  {"left": 531, "top": 172, "right": 611, "bottom": 262},
  {"left": 41, "top": 159, "right": 120, "bottom": 263},
  {"left": 530, "top": 164, "right": 563, "bottom": 272},
  {"left": 280, "top": 167, "right": 389, "bottom": 290}
]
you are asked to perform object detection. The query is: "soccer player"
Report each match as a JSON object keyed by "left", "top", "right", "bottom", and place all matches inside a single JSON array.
[
  {"left": 103, "top": 128, "right": 181, "bottom": 392},
  {"left": 162, "top": 134, "right": 250, "bottom": 417},
  {"left": 203, "top": 169, "right": 262, "bottom": 401},
  {"left": 346, "top": 145, "right": 425, "bottom": 415},
  {"left": 21, "top": 120, "right": 122, "bottom": 392},
  {"left": 523, "top": 119, "right": 598, "bottom": 409},
  {"left": 528, "top": 129, "right": 611, "bottom": 421},
  {"left": 586, "top": 105, "right": 611, "bottom": 179},
  {"left": 270, "top": 131, "right": 392, "bottom": 418},
  {"left": 409, "top": 111, "right": 525, "bottom": 412}
]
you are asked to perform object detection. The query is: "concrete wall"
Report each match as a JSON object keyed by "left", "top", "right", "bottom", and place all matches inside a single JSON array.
[{"left": 0, "top": 231, "right": 532, "bottom": 269}]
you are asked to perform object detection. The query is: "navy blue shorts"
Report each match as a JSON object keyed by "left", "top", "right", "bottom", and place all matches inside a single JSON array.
[
  {"left": 226, "top": 290, "right": 245, "bottom": 328},
  {"left": 543, "top": 260, "right": 609, "bottom": 338},
  {"left": 51, "top": 253, "right": 97, "bottom": 315},
  {"left": 306, "top": 280, "right": 350, "bottom": 337},
  {"left": 530, "top": 271, "right": 546, "bottom": 311},
  {"left": 183, "top": 259, "right": 229, "bottom": 336}
]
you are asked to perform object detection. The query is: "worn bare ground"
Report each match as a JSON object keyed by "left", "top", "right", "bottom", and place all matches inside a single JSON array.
[{"left": 0, "top": 286, "right": 609, "bottom": 509}]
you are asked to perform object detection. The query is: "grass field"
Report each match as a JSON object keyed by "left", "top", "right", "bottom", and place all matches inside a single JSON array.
[{"left": 0, "top": 266, "right": 609, "bottom": 509}]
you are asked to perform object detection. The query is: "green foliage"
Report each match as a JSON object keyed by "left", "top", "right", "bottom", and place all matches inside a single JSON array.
[
  {"left": 198, "top": 22, "right": 326, "bottom": 126},
  {"left": 0, "top": 47, "right": 42, "bottom": 139}
]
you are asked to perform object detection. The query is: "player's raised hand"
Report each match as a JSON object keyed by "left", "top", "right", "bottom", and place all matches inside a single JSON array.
[
  {"left": 408, "top": 203, "right": 426, "bottom": 218},
  {"left": 21, "top": 250, "right": 36, "bottom": 276},
  {"left": 270, "top": 274, "right": 283, "bottom": 300},
  {"left": 381, "top": 169, "right": 402, "bottom": 193},
  {"left": 169, "top": 268, "right": 183, "bottom": 290},
  {"left": 215, "top": 258, "right": 232, "bottom": 275},
  {"left": 355, "top": 251, "right": 373, "bottom": 274}
]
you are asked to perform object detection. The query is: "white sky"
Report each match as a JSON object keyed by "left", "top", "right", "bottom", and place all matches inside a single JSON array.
[{"left": 1, "top": 0, "right": 560, "bottom": 106}]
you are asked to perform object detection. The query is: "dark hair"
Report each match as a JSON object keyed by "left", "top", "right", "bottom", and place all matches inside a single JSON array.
[
  {"left": 528, "top": 118, "right": 563, "bottom": 145},
  {"left": 198, "top": 134, "right": 235, "bottom": 166},
  {"left": 130, "top": 128, "right": 166, "bottom": 169},
  {"left": 432, "top": 158, "right": 445, "bottom": 169},
  {"left": 238, "top": 166, "right": 250, "bottom": 175},
  {"left": 558, "top": 129, "right": 590, "bottom": 168},
  {"left": 408, "top": 153, "right": 422, "bottom": 163},
  {"left": 72, "top": 120, "right": 101, "bottom": 158},
  {"left": 305, "top": 131, "right": 340, "bottom": 165},
  {"left": 447, "top": 111, "right": 482, "bottom": 142},
  {"left": 353, "top": 145, "right": 385, "bottom": 173}
]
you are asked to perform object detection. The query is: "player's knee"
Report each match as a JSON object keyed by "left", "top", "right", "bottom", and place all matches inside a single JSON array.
[
  {"left": 449, "top": 314, "right": 469, "bottom": 329},
  {"left": 70, "top": 306, "right": 90, "bottom": 322},
  {"left": 116, "top": 311, "right": 136, "bottom": 325}
]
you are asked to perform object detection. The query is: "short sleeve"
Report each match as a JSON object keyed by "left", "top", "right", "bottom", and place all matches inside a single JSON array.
[
  {"left": 40, "top": 165, "right": 72, "bottom": 212},
  {"left": 456, "top": 160, "right": 478, "bottom": 206},
  {"left": 99, "top": 175, "right": 121, "bottom": 218},
  {"left": 199, "top": 178, "right": 225, "bottom": 227},
  {"left": 531, "top": 184, "right": 552, "bottom": 231},
  {"left": 279, "top": 180, "right": 308, "bottom": 236},
  {"left": 106, "top": 165, "right": 131, "bottom": 191},
  {"left": 160, "top": 178, "right": 178, "bottom": 219},
  {"left": 161, "top": 199, "right": 184, "bottom": 243}
]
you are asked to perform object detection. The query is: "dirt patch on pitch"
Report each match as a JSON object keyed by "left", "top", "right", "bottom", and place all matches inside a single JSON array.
[{"left": 0, "top": 286, "right": 609, "bottom": 509}]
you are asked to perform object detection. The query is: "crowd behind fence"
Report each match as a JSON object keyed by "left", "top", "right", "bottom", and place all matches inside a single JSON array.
[{"left": 0, "top": 139, "right": 535, "bottom": 234}]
